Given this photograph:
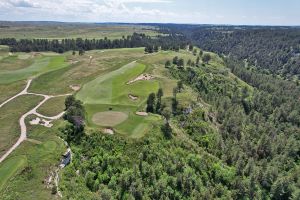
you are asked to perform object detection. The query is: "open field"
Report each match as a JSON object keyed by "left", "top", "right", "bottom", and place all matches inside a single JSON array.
[{"left": 0, "top": 22, "right": 160, "bottom": 39}]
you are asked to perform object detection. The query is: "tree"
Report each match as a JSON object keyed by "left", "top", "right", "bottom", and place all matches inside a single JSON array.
[
  {"left": 187, "top": 59, "right": 192, "bottom": 66},
  {"left": 156, "top": 88, "right": 164, "bottom": 113},
  {"left": 72, "top": 50, "right": 76, "bottom": 55},
  {"left": 173, "top": 56, "right": 179, "bottom": 65},
  {"left": 196, "top": 56, "right": 200, "bottom": 66},
  {"left": 202, "top": 53, "right": 211, "bottom": 64},
  {"left": 79, "top": 49, "right": 85, "bottom": 56},
  {"left": 154, "top": 45, "right": 159, "bottom": 52},
  {"left": 162, "top": 107, "right": 172, "bottom": 122},
  {"left": 178, "top": 58, "right": 184, "bottom": 67},
  {"left": 189, "top": 44, "right": 194, "bottom": 51},
  {"left": 146, "top": 93, "right": 156, "bottom": 113},
  {"left": 165, "top": 60, "right": 171, "bottom": 68},
  {"left": 199, "top": 50, "right": 203, "bottom": 57},
  {"left": 161, "top": 122, "right": 172, "bottom": 139},
  {"left": 193, "top": 49, "right": 197, "bottom": 56},
  {"left": 177, "top": 81, "right": 184, "bottom": 92}
]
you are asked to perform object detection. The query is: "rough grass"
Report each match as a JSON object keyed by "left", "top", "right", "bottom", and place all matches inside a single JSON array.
[
  {"left": 0, "top": 55, "right": 69, "bottom": 84},
  {"left": 0, "top": 95, "right": 43, "bottom": 157},
  {"left": 0, "top": 119, "right": 65, "bottom": 199},
  {"left": 92, "top": 111, "right": 128, "bottom": 127},
  {"left": 37, "top": 96, "right": 66, "bottom": 117},
  {"left": 0, "top": 155, "right": 27, "bottom": 191},
  {"left": 0, "top": 80, "right": 27, "bottom": 104}
]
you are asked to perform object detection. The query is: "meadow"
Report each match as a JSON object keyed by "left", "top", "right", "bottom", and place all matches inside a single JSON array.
[{"left": 0, "top": 22, "right": 161, "bottom": 39}]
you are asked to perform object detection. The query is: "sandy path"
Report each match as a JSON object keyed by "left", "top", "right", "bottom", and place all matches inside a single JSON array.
[{"left": 0, "top": 79, "right": 71, "bottom": 164}]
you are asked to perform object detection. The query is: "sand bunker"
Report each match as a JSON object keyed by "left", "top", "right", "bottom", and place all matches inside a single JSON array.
[
  {"left": 70, "top": 85, "right": 81, "bottom": 91},
  {"left": 29, "top": 117, "right": 53, "bottom": 128},
  {"left": 92, "top": 111, "right": 128, "bottom": 127},
  {"left": 127, "top": 74, "right": 154, "bottom": 85},
  {"left": 128, "top": 94, "right": 138, "bottom": 101},
  {"left": 103, "top": 128, "right": 114, "bottom": 135},
  {"left": 136, "top": 112, "right": 148, "bottom": 116}
]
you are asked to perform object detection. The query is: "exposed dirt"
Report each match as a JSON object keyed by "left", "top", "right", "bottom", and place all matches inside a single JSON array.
[
  {"left": 70, "top": 84, "right": 81, "bottom": 91},
  {"left": 128, "top": 94, "right": 138, "bottom": 100},
  {"left": 136, "top": 111, "right": 148, "bottom": 116},
  {"left": 127, "top": 73, "right": 154, "bottom": 85}
]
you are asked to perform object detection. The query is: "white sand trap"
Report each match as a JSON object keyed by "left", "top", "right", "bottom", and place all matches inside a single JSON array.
[
  {"left": 103, "top": 128, "right": 114, "bottom": 135},
  {"left": 29, "top": 117, "right": 53, "bottom": 128},
  {"left": 128, "top": 94, "right": 138, "bottom": 101},
  {"left": 70, "top": 85, "right": 81, "bottom": 91},
  {"left": 30, "top": 117, "right": 41, "bottom": 125},
  {"left": 41, "top": 119, "right": 53, "bottom": 128},
  {"left": 127, "top": 74, "right": 154, "bottom": 85},
  {"left": 136, "top": 112, "right": 148, "bottom": 116}
]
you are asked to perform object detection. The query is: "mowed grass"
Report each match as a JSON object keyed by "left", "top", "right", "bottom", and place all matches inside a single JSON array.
[
  {"left": 0, "top": 155, "right": 27, "bottom": 191},
  {"left": 0, "top": 55, "right": 34, "bottom": 72},
  {"left": 0, "top": 95, "right": 43, "bottom": 157},
  {"left": 36, "top": 96, "right": 66, "bottom": 116},
  {"left": 85, "top": 104, "right": 161, "bottom": 138},
  {"left": 0, "top": 55, "right": 70, "bottom": 84},
  {"left": 77, "top": 61, "right": 159, "bottom": 106},
  {"left": 92, "top": 111, "right": 128, "bottom": 127},
  {"left": 29, "top": 48, "right": 146, "bottom": 95}
]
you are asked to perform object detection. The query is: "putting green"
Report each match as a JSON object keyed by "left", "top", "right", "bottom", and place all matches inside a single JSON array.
[
  {"left": 0, "top": 155, "right": 27, "bottom": 190},
  {"left": 92, "top": 111, "right": 128, "bottom": 127}
]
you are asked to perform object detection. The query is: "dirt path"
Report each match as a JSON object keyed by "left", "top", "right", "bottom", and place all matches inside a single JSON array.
[{"left": 0, "top": 79, "right": 71, "bottom": 164}]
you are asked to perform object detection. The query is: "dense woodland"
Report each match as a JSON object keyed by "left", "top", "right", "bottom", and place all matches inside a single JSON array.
[
  {"left": 158, "top": 25, "right": 300, "bottom": 79},
  {"left": 0, "top": 33, "right": 188, "bottom": 53},
  {"left": 58, "top": 47, "right": 300, "bottom": 199}
]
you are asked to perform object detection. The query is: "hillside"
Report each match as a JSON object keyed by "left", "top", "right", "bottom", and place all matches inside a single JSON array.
[{"left": 0, "top": 34, "right": 299, "bottom": 199}]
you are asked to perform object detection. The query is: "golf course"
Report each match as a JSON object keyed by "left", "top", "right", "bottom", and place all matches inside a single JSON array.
[{"left": 0, "top": 45, "right": 201, "bottom": 198}]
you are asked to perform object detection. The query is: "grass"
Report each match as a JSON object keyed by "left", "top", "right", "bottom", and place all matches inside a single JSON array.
[
  {"left": 0, "top": 80, "right": 27, "bottom": 104},
  {"left": 0, "top": 95, "right": 43, "bottom": 157},
  {"left": 37, "top": 96, "right": 66, "bottom": 116},
  {"left": 0, "top": 55, "right": 70, "bottom": 84},
  {"left": 0, "top": 55, "right": 34, "bottom": 72},
  {"left": 28, "top": 48, "right": 146, "bottom": 95},
  {"left": 77, "top": 61, "right": 159, "bottom": 106},
  {"left": 0, "top": 119, "right": 65, "bottom": 199},
  {"left": 0, "top": 155, "right": 27, "bottom": 191},
  {"left": 92, "top": 111, "right": 129, "bottom": 127},
  {"left": 0, "top": 23, "right": 161, "bottom": 39},
  {"left": 85, "top": 104, "right": 161, "bottom": 138}
]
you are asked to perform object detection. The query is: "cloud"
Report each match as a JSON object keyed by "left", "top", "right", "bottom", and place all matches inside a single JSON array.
[{"left": 7, "top": 0, "right": 38, "bottom": 8}]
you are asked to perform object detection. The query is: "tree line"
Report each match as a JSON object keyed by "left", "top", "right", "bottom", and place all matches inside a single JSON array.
[{"left": 0, "top": 33, "right": 189, "bottom": 53}]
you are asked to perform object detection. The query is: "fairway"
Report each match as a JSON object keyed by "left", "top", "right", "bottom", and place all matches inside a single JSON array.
[
  {"left": 77, "top": 61, "right": 159, "bottom": 106},
  {"left": 92, "top": 111, "right": 128, "bottom": 127},
  {"left": 0, "top": 155, "right": 27, "bottom": 191},
  {"left": 0, "top": 55, "right": 69, "bottom": 84}
]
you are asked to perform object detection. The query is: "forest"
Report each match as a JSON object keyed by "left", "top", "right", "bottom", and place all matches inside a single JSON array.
[
  {"left": 158, "top": 25, "right": 300, "bottom": 80},
  {"left": 0, "top": 33, "right": 188, "bottom": 53}
]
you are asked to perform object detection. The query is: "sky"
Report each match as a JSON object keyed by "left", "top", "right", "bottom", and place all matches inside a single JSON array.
[{"left": 0, "top": 0, "right": 300, "bottom": 25}]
